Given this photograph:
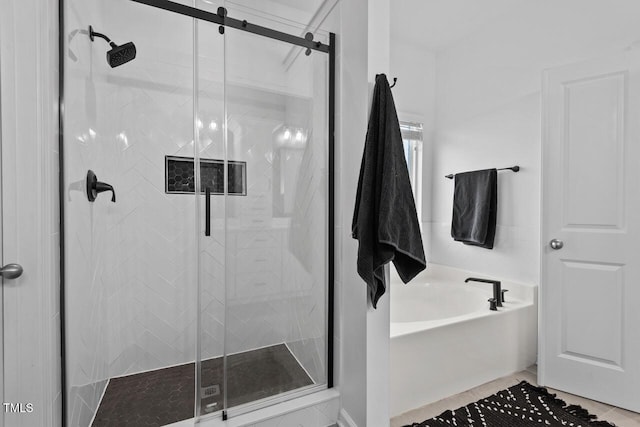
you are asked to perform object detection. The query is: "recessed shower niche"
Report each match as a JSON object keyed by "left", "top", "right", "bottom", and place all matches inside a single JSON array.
[
  {"left": 61, "top": 1, "right": 334, "bottom": 425},
  {"left": 165, "top": 156, "right": 247, "bottom": 195}
]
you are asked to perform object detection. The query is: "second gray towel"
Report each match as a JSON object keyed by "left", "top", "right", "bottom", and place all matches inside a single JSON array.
[{"left": 451, "top": 169, "right": 497, "bottom": 249}]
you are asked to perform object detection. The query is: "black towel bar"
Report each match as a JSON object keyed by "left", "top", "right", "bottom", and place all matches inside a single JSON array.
[{"left": 445, "top": 166, "right": 519, "bottom": 179}]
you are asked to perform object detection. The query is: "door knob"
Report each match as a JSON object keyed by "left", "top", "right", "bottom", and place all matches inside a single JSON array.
[
  {"left": 0, "top": 263, "right": 23, "bottom": 280},
  {"left": 549, "top": 239, "right": 564, "bottom": 250}
]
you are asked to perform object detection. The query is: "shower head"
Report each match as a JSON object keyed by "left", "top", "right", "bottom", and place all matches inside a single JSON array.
[
  {"left": 106, "top": 42, "right": 137, "bottom": 68},
  {"left": 89, "top": 26, "right": 137, "bottom": 68}
]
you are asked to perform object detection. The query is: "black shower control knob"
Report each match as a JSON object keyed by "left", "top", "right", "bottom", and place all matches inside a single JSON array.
[{"left": 86, "top": 170, "right": 116, "bottom": 203}]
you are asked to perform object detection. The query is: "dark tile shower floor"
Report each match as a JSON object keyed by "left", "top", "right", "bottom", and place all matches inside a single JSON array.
[{"left": 92, "top": 344, "right": 313, "bottom": 427}]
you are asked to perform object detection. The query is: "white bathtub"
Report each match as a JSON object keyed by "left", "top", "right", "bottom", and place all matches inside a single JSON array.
[{"left": 390, "top": 264, "right": 538, "bottom": 416}]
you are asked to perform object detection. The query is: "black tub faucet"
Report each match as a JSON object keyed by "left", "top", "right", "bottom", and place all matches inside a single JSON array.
[{"left": 465, "top": 277, "right": 503, "bottom": 307}]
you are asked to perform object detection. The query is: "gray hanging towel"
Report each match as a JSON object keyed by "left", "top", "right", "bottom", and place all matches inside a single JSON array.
[
  {"left": 352, "top": 74, "right": 427, "bottom": 309},
  {"left": 451, "top": 169, "right": 497, "bottom": 249}
]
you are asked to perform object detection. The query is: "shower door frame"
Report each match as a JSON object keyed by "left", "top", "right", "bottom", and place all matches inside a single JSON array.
[{"left": 57, "top": 0, "right": 336, "bottom": 424}]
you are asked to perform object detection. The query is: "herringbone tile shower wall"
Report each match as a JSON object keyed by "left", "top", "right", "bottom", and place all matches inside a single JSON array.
[{"left": 65, "top": 1, "right": 203, "bottom": 422}]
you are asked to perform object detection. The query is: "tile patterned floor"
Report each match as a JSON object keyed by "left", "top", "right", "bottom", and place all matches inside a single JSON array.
[
  {"left": 391, "top": 366, "right": 640, "bottom": 427},
  {"left": 200, "top": 344, "right": 314, "bottom": 412},
  {"left": 92, "top": 344, "right": 313, "bottom": 427}
]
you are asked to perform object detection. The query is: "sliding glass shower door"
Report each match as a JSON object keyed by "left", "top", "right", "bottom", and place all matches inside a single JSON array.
[
  {"left": 196, "top": 3, "right": 331, "bottom": 419},
  {"left": 62, "top": 0, "right": 333, "bottom": 424}
]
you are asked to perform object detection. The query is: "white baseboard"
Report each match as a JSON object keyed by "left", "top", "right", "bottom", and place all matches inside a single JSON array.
[{"left": 337, "top": 409, "right": 358, "bottom": 427}]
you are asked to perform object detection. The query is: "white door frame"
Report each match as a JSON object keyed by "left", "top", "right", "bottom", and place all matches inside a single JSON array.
[{"left": 0, "top": 0, "right": 60, "bottom": 425}]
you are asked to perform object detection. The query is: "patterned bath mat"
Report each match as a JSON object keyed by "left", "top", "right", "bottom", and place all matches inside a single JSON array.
[{"left": 405, "top": 381, "right": 616, "bottom": 427}]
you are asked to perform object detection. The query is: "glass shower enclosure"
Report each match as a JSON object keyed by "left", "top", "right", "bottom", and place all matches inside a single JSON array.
[{"left": 61, "top": 0, "right": 334, "bottom": 425}]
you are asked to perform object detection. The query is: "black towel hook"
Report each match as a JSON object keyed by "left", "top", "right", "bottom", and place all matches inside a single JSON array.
[{"left": 375, "top": 74, "right": 398, "bottom": 88}]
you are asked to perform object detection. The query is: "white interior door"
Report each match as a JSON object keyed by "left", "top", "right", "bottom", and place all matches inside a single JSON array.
[
  {"left": 1, "top": 1, "right": 59, "bottom": 425},
  {"left": 0, "top": 71, "right": 4, "bottom": 427},
  {"left": 0, "top": 7, "right": 24, "bottom": 425},
  {"left": 541, "top": 50, "right": 640, "bottom": 412}
]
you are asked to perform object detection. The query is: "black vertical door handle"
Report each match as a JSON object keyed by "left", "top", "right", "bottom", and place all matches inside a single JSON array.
[{"left": 205, "top": 187, "right": 211, "bottom": 236}]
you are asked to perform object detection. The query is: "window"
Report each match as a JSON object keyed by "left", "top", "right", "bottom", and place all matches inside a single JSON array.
[{"left": 400, "top": 121, "right": 423, "bottom": 222}]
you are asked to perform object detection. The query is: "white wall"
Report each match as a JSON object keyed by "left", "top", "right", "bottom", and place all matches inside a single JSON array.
[
  {"left": 334, "top": 0, "right": 369, "bottom": 424},
  {"left": 393, "top": 0, "right": 640, "bottom": 286},
  {"left": 389, "top": 41, "right": 437, "bottom": 138},
  {"left": 366, "top": 0, "right": 391, "bottom": 424}
]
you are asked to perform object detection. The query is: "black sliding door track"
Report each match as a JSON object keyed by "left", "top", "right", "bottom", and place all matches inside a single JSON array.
[{"left": 131, "top": 0, "right": 331, "bottom": 53}]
